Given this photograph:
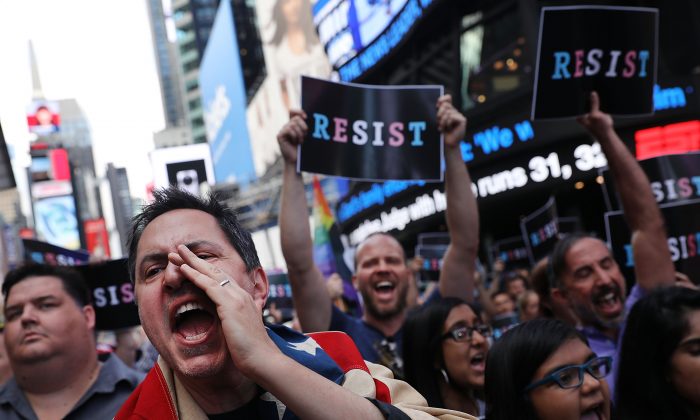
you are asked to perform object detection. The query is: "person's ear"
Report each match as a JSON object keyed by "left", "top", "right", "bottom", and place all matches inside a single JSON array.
[
  {"left": 551, "top": 287, "right": 567, "bottom": 302},
  {"left": 83, "top": 305, "right": 96, "bottom": 330},
  {"left": 251, "top": 268, "right": 269, "bottom": 310}
]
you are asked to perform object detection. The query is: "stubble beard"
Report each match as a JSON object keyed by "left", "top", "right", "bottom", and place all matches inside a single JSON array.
[{"left": 361, "top": 282, "right": 409, "bottom": 322}]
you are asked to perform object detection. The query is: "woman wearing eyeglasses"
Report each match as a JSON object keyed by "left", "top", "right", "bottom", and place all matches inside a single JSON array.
[
  {"left": 403, "top": 297, "right": 491, "bottom": 418},
  {"left": 616, "top": 286, "right": 700, "bottom": 420},
  {"left": 484, "top": 319, "right": 611, "bottom": 420}
]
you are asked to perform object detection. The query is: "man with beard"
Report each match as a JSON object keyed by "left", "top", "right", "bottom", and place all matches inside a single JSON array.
[
  {"left": 278, "top": 95, "right": 479, "bottom": 378},
  {"left": 550, "top": 92, "right": 676, "bottom": 397}
]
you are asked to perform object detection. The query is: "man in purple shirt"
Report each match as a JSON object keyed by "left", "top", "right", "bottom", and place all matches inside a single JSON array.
[{"left": 550, "top": 92, "right": 676, "bottom": 397}]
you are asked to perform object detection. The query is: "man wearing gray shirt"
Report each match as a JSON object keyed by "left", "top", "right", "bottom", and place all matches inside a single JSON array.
[{"left": 0, "top": 264, "right": 143, "bottom": 420}]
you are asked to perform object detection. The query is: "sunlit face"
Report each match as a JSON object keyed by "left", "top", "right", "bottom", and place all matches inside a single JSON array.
[
  {"left": 3, "top": 276, "right": 94, "bottom": 366},
  {"left": 529, "top": 339, "right": 611, "bottom": 420},
  {"left": 134, "top": 209, "right": 265, "bottom": 380},
  {"left": 669, "top": 310, "right": 700, "bottom": 406},
  {"left": 353, "top": 234, "right": 409, "bottom": 322},
  {"left": 441, "top": 305, "right": 488, "bottom": 389},
  {"left": 560, "top": 238, "right": 626, "bottom": 328}
]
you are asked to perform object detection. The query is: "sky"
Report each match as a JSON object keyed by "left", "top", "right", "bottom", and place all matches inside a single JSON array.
[{"left": 0, "top": 0, "right": 165, "bottom": 210}]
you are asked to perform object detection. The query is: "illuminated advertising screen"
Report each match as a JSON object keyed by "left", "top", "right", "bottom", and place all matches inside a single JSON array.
[
  {"left": 84, "top": 218, "right": 111, "bottom": 258},
  {"left": 314, "top": 0, "right": 436, "bottom": 81},
  {"left": 33, "top": 194, "right": 81, "bottom": 250},
  {"left": 200, "top": 0, "right": 257, "bottom": 185},
  {"left": 246, "top": 0, "right": 333, "bottom": 177},
  {"left": 26, "top": 100, "right": 61, "bottom": 136},
  {"left": 150, "top": 143, "right": 216, "bottom": 195}
]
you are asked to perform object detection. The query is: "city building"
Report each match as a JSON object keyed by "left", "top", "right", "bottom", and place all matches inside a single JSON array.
[{"left": 146, "top": 0, "right": 188, "bottom": 129}]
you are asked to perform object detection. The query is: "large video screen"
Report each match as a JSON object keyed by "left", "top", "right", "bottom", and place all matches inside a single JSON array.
[
  {"left": 34, "top": 194, "right": 81, "bottom": 250},
  {"left": 313, "top": 0, "right": 435, "bottom": 81}
]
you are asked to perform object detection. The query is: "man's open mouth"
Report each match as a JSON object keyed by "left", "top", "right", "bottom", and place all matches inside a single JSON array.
[
  {"left": 173, "top": 302, "right": 216, "bottom": 341},
  {"left": 374, "top": 281, "right": 396, "bottom": 299}
]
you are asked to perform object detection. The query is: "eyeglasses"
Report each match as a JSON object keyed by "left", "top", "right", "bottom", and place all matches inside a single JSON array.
[
  {"left": 523, "top": 356, "right": 612, "bottom": 393},
  {"left": 441, "top": 324, "right": 493, "bottom": 342}
]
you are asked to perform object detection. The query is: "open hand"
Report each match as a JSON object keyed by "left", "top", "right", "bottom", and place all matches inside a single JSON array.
[{"left": 171, "top": 245, "right": 276, "bottom": 373}]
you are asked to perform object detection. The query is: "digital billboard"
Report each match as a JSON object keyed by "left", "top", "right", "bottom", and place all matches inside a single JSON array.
[
  {"left": 199, "top": 0, "right": 257, "bottom": 185},
  {"left": 150, "top": 143, "right": 215, "bottom": 196},
  {"left": 313, "top": 0, "right": 437, "bottom": 81},
  {"left": 33, "top": 194, "right": 81, "bottom": 250},
  {"left": 246, "top": 0, "right": 333, "bottom": 177},
  {"left": 26, "top": 100, "right": 61, "bottom": 136}
]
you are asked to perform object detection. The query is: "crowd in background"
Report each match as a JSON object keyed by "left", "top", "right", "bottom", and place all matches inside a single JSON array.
[{"left": 0, "top": 92, "right": 697, "bottom": 419}]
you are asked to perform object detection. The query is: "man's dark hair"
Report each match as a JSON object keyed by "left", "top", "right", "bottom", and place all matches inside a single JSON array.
[
  {"left": 504, "top": 272, "right": 528, "bottom": 289},
  {"left": 616, "top": 286, "right": 700, "bottom": 420},
  {"left": 3, "top": 263, "right": 92, "bottom": 307},
  {"left": 549, "top": 232, "right": 599, "bottom": 289},
  {"left": 490, "top": 290, "right": 511, "bottom": 302},
  {"left": 485, "top": 319, "right": 588, "bottom": 420},
  {"left": 127, "top": 187, "right": 261, "bottom": 282}
]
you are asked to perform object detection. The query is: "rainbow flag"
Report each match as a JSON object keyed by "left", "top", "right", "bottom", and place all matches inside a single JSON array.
[{"left": 312, "top": 176, "right": 358, "bottom": 305}]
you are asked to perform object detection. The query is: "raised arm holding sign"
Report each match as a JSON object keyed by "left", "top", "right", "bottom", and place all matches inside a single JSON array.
[
  {"left": 549, "top": 91, "right": 675, "bottom": 399},
  {"left": 278, "top": 94, "right": 479, "bottom": 375}
]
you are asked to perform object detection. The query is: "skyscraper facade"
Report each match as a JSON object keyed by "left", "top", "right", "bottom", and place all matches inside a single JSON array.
[{"left": 146, "top": 0, "right": 188, "bottom": 128}]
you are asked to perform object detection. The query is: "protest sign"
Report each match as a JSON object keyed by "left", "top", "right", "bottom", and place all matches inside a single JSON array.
[
  {"left": 264, "top": 272, "right": 294, "bottom": 322},
  {"left": 489, "top": 236, "right": 530, "bottom": 271},
  {"left": 417, "top": 232, "right": 450, "bottom": 247},
  {"left": 520, "top": 197, "right": 560, "bottom": 265},
  {"left": 601, "top": 152, "right": 700, "bottom": 211},
  {"left": 532, "top": 6, "right": 657, "bottom": 119},
  {"left": 605, "top": 199, "right": 700, "bottom": 287},
  {"left": 75, "top": 258, "right": 141, "bottom": 331},
  {"left": 415, "top": 244, "right": 448, "bottom": 282},
  {"left": 22, "top": 238, "right": 90, "bottom": 266},
  {"left": 300, "top": 76, "right": 443, "bottom": 181},
  {"left": 73, "top": 258, "right": 140, "bottom": 331}
]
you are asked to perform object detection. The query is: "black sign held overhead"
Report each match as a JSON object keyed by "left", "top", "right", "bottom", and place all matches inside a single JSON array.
[
  {"left": 532, "top": 6, "right": 658, "bottom": 120},
  {"left": 605, "top": 199, "right": 700, "bottom": 288},
  {"left": 22, "top": 239, "right": 90, "bottom": 266},
  {"left": 601, "top": 152, "right": 700, "bottom": 211},
  {"left": 520, "top": 197, "right": 560, "bottom": 265},
  {"left": 299, "top": 76, "right": 444, "bottom": 181},
  {"left": 74, "top": 259, "right": 140, "bottom": 331},
  {"left": 489, "top": 236, "right": 530, "bottom": 271}
]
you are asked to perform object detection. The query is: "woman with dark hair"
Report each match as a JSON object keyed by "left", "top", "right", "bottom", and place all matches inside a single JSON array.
[
  {"left": 403, "top": 297, "right": 490, "bottom": 418},
  {"left": 616, "top": 286, "right": 700, "bottom": 420},
  {"left": 266, "top": 0, "right": 331, "bottom": 110},
  {"left": 485, "top": 319, "right": 611, "bottom": 420}
]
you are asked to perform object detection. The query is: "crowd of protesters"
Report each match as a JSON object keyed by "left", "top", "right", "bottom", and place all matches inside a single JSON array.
[{"left": 0, "top": 91, "right": 696, "bottom": 419}]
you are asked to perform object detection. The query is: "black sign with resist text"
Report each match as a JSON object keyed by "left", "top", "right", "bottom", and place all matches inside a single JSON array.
[
  {"left": 74, "top": 258, "right": 140, "bottom": 331},
  {"left": 532, "top": 6, "right": 657, "bottom": 119},
  {"left": 300, "top": 76, "right": 443, "bottom": 181}
]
